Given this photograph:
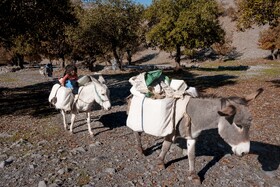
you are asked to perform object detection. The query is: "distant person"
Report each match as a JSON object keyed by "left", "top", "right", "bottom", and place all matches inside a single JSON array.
[
  {"left": 45, "top": 63, "right": 53, "bottom": 77},
  {"left": 59, "top": 64, "right": 78, "bottom": 94}
]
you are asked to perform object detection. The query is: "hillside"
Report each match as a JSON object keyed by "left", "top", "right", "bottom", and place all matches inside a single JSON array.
[
  {"left": 132, "top": 0, "right": 270, "bottom": 66},
  {"left": 218, "top": 0, "right": 270, "bottom": 60}
]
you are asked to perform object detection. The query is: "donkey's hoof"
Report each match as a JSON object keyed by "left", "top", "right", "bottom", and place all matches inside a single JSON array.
[
  {"left": 192, "top": 178, "right": 201, "bottom": 185},
  {"left": 156, "top": 159, "right": 165, "bottom": 170},
  {"left": 188, "top": 172, "right": 201, "bottom": 185},
  {"left": 157, "top": 163, "right": 165, "bottom": 170},
  {"left": 89, "top": 133, "right": 94, "bottom": 137},
  {"left": 136, "top": 147, "right": 144, "bottom": 155}
]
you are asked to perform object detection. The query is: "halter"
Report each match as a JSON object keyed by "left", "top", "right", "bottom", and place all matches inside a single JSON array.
[{"left": 92, "top": 81, "right": 109, "bottom": 103}]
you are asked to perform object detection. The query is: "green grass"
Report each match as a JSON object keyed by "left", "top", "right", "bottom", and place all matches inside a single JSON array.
[
  {"left": 262, "top": 67, "right": 280, "bottom": 77},
  {"left": 188, "top": 59, "right": 280, "bottom": 79},
  {"left": 0, "top": 75, "right": 18, "bottom": 82},
  {"left": 77, "top": 170, "right": 90, "bottom": 186}
]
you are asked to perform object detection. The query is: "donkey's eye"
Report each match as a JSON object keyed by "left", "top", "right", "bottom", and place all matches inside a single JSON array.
[{"left": 236, "top": 124, "right": 243, "bottom": 129}]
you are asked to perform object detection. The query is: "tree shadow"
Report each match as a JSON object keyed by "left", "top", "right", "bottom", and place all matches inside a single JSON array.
[
  {"left": 268, "top": 79, "right": 280, "bottom": 88},
  {"left": 133, "top": 53, "right": 159, "bottom": 64},
  {"left": 0, "top": 80, "right": 58, "bottom": 118},
  {"left": 181, "top": 48, "right": 243, "bottom": 62},
  {"left": 193, "top": 74, "right": 237, "bottom": 91},
  {"left": 153, "top": 69, "right": 238, "bottom": 93},
  {"left": 0, "top": 68, "right": 239, "bottom": 118},
  {"left": 188, "top": 65, "right": 249, "bottom": 71},
  {"left": 98, "top": 72, "right": 138, "bottom": 106}
]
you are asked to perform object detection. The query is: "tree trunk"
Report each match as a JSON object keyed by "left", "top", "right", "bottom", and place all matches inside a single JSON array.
[
  {"left": 16, "top": 53, "right": 24, "bottom": 69},
  {"left": 61, "top": 56, "right": 65, "bottom": 68},
  {"left": 11, "top": 55, "right": 18, "bottom": 66},
  {"left": 88, "top": 57, "right": 96, "bottom": 72},
  {"left": 271, "top": 49, "right": 276, "bottom": 60},
  {"left": 113, "top": 48, "right": 121, "bottom": 70},
  {"left": 174, "top": 45, "right": 181, "bottom": 71},
  {"left": 126, "top": 49, "right": 132, "bottom": 65}
]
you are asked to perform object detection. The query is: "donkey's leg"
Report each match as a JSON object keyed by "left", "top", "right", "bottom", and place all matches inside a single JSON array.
[
  {"left": 134, "top": 131, "right": 144, "bottom": 154},
  {"left": 61, "top": 110, "right": 68, "bottom": 130},
  {"left": 187, "top": 139, "right": 201, "bottom": 184},
  {"left": 69, "top": 113, "right": 76, "bottom": 134},
  {"left": 156, "top": 133, "right": 174, "bottom": 169},
  {"left": 87, "top": 112, "right": 93, "bottom": 136}
]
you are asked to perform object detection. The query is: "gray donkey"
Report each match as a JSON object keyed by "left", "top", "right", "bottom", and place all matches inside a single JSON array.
[{"left": 129, "top": 88, "right": 263, "bottom": 184}]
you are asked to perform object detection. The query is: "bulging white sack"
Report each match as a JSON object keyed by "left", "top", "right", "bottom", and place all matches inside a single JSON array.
[
  {"left": 48, "top": 84, "right": 74, "bottom": 111},
  {"left": 126, "top": 95, "right": 175, "bottom": 137}
]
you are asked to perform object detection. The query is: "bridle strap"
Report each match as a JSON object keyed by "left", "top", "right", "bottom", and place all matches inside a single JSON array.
[
  {"left": 93, "top": 82, "right": 104, "bottom": 103},
  {"left": 76, "top": 82, "right": 109, "bottom": 104}
]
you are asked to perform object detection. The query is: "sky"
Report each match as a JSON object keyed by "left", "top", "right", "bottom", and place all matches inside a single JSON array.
[{"left": 134, "top": 0, "right": 152, "bottom": 6}]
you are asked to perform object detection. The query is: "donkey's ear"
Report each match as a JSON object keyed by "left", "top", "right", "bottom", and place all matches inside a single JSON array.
[
  {"left": 245, "top": 88, "right": 263, "bottom": 102},
  {"left": 98, "top": 75, "right": 106, "bottom": 84},
  {"left": 218, "top": 105, "right": 236, "bottom": 117}
]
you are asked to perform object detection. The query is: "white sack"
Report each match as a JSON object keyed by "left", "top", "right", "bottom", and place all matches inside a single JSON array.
[
  {"left": 48, "top": 84, "right": 74, "bottom": 111},
  {"left": 170, "top": 79, "right": 188, "bottom": 91},
  {"left": 126, "top": 95, "right": 190, "bottom": 137},
  {"left": 129, "top": 86, "right": 145, "bottom": 98},
  {"left": 127, "top": 96, "right": 175, "bottom": 137}
]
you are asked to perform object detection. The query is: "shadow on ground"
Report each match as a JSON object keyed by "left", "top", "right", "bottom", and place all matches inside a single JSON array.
[
  {"left": 144, "top": 129, "right": 279, "bottom": 183},
  {"left": 133, "top": 53, "right": 159, "bottom": 64},
  {"left": 250, "top": 141, "right": 280, "bottom": 171},
  {"left": 0, "top": 80, "right": 58, "bottom": 118},
  {"left": 0, "top": 68, "right": 239, "bottom": 117},
  {"left": 268, "top": 79, "right": 280, "bottom": 88}
]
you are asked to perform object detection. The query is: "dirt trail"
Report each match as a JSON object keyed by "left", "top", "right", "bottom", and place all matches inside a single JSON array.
[{"left": 0, "top": 60, "right": 279, "bottom": 187}]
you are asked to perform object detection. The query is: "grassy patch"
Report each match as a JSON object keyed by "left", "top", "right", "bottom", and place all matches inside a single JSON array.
[
  {"left": 0, "top": 76, "right": 17, "bottom": 82},
  {"left": 77, "top": 170, "right": 90, "bottom": 186},
  {"left": 262, "top": 66, "right": 280, "bottom": 77},
  {"left": 35, "top": 118, "right": 62, "bottom": 142},
  {"left": 8, "top": 131, "right": 32, "bottom": 143}
]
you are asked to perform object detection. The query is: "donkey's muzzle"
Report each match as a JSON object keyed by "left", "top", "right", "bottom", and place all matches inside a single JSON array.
[{"left": 232, "top": 141, "right": 250, "bottom": 156}]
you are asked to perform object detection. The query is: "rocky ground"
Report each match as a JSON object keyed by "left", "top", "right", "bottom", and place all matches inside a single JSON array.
[{"left": 0, "top": 58, "right": 279, "bottom": 187}]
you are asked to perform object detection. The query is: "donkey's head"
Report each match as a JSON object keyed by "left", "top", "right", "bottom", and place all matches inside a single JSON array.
[
  {"left": 217, "top": 88, "right": 263, "bottom": 156},
  {"left": 90, "top": 75, "right": 111, "bottom": 110}
]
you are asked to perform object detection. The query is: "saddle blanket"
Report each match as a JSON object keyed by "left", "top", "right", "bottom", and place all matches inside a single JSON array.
[
  {"left": 48, "top": 84, "right": 74, "bottom": 111},
  {"left": 126, "top": 95, "right": 190, "bottom": 137}
]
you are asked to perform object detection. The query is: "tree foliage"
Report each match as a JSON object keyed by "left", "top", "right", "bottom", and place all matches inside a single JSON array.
[
  {"left": 236, "top": 0, "right": 280, "bottom": 59},
  {"left": 0, "top": 0, "right": 77, "bottom": 68},
  {"left": 258, "top": 24, "right": 280, "bottom": 59},
  {"left": 67, "top": 0, "right": 145, "bottom": 69},
  {"left": 236, "top": 0, "right": 280, "bottom": 30},
  {"left": 145, "top": 0, "right": 225, "bottom": 66}
]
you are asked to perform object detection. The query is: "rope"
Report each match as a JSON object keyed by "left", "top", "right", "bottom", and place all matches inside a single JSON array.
[{"left": 141, "top": 96, "right": 146, "bottom": 131}]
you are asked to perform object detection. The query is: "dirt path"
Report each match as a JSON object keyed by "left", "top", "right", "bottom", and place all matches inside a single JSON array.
[{"left": 0, "top": 60, "right": 279, "bottom": 187}]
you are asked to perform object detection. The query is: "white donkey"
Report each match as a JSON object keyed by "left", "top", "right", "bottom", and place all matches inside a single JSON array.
[{"left": 58, "top": 75, "right": 111, "bottom": 136}]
